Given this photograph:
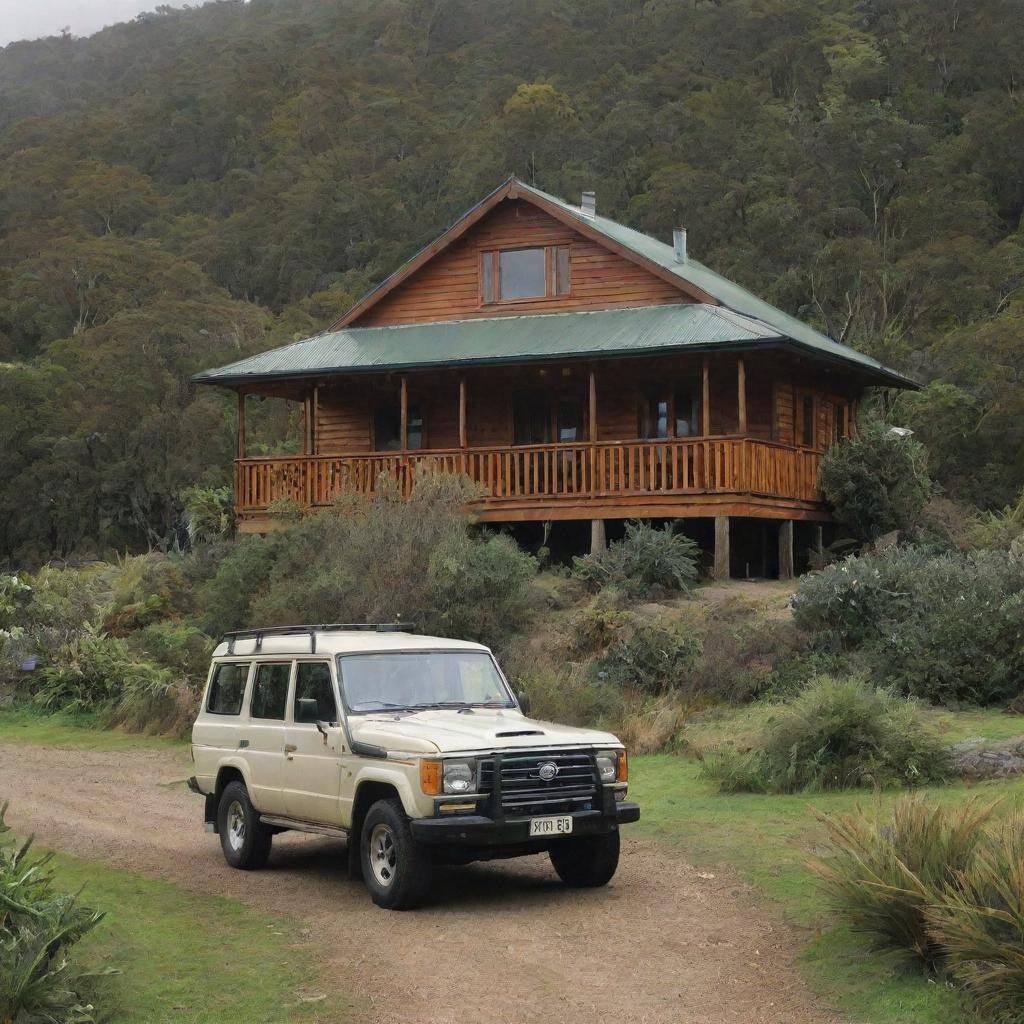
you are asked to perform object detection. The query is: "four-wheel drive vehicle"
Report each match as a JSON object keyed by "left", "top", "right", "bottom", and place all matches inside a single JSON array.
[{"left": 188, "top": 624, "right": 639, "bottom": 909}]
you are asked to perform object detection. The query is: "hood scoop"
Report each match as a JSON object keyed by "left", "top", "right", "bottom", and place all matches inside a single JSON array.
[{"left": 495, "top": 729, "right": 545, "bottom": 737}]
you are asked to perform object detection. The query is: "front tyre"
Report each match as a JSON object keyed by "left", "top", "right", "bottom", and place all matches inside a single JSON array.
[
  {"left": 217, "top": 781, "right": 273, "bottom": 870},
  {"left": 360, "top": 798, "right": 432, "bottom": 910},
  {"left": 549, "top": 828, "right": 620, "bottom": 888}
]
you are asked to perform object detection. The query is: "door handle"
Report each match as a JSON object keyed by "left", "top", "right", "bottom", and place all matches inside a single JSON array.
[{"left": 283, "top": 743, "right": 297, "bottom": 758}]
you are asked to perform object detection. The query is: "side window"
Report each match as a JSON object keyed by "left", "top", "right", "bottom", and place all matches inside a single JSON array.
[
  {"left": 250, "top": 662, "right": 291, "bottom": 720},
  {"left": 207, "top": 663, "right": 249, "bottom": 716},
  {"left": 801, "top": 394, "right": 815, "bottom": 447},
  {"left": 294, "top": 663, "right": 338, "bottom": 723}
]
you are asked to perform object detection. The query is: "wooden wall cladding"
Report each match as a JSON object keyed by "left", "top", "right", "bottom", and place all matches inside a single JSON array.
[{"left": 353, "top": 201, "right": 690, "bottom": 327}]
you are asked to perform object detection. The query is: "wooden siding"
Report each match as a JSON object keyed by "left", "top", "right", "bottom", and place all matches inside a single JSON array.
[{"left": 353, "top": 201, "right": 690, "bottom": 327}]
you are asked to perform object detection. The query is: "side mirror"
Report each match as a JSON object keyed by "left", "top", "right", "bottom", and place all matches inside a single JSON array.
[
  {"left": 517, "top": 690, "right": 532, "bottom": 716},
  {"left": 296, "top": 697, "right": 320, "bottom": 724}
]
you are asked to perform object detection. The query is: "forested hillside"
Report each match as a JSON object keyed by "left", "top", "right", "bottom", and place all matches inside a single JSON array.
[{"left": 1, "top": 0, "right": 1022, "bottom": 562}]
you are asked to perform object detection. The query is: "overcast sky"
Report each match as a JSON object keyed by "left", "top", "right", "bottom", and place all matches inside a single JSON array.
[{"left": 0, "top": 1, "right": 202, "bottom": 46}]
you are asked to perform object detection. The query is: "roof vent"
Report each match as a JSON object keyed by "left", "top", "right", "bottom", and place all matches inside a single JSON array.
[
  {"left": 581, "top": 190, "right": 596, "bottom": 218},
  {"left": 673, "top": 226, "right": 687, "bottom": 263}
]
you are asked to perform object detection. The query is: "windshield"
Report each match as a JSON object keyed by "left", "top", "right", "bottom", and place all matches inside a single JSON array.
[{"left": 338, "top": 651, "right": 515, "bottom": 713}]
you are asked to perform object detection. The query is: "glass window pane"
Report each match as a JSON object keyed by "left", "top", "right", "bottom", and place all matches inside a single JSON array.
[
  {"left": 499, "top": 248, "right": 546, "bottom": 299},
  {"left": 481, "top": 251, "right": 494, "bottom": 303},
  {"left": 675, "top": 382, "right": 699, "bottom": 437},
  {"left": 802, "top": 396, "right": 815, "bottom": 447},
  {"left": 555, "top": 246, "right": 570, "bottom": 295},
  {"left": 250, "top": 662, "right": 290, "bottom": 720},
  {"left": 374, "top": 406, "right": 400, "bottom": 451},
  {"left": 340, "top": 652, "right": 512, "bottom": 711},
  {"left": 407, "top": 405, "right": 423, "bottom": 450},
  {"left": 207, "top": 663, "right": 248, "bottom": 715},
  {"left": 557, "top": 399, "right": 582, "bottom": 442},
  {"left": 295, "top": 663, "right": 337, "bottom": 722}
]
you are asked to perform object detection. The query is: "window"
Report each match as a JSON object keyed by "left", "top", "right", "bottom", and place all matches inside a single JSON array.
[
  {"left": 481, "top": 245, "right": 570, "bottom": 303},
  {"left": 339, "top": 651, "right": 513, "bottom": 712},
  {"left": 641, "top": 380, "right": 701, "bottom": 440},
  {"left": 294, "top": 662, "right": 338, "bottom": 723},
  {"left": 250, "top": 662, "right": 290, "bottom": 720},
  {"left": 207, "top": 663, "right": 249, "bottom": 716},
  {"left": 374, "top": 403, "right": 423, "bottom": 451},
  {"left": 801, "top": 395, "right": 815, "bottom": 447},
  {"left": 833, "top": 401, "right": 849, "bottom": 442},
  {"left": 674, "top": 382, "right": 700, "bottom": 438}
]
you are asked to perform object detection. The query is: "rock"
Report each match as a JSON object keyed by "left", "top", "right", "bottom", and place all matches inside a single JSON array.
[{"left": 948, "top": 736, "right": 1024, "bottom": 780}]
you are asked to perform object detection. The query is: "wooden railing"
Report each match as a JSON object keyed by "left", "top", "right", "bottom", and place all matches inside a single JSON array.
[{"left": 235, "top": 438, "right": 823, "bottom": 515}]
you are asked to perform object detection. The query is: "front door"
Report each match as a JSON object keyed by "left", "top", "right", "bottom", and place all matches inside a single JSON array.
[
  {"left": 282, "top": 660, "right": 345, "bottom": 824},
  {"left": 245, "top": 660, "right": 293, "bottom": 815}
]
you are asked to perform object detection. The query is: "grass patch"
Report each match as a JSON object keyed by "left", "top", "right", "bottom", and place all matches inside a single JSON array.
[
  {"left": 49, "top": 848, "right": 349, "bottom": 1023},
  {"left": 0, "top": 707, "right": 187, "bottom": 752},
  {"left": 630, "top": 752, "right": 1024, "bottom": 1024}
]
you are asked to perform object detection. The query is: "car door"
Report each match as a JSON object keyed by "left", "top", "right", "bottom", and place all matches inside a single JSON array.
[
  {"left": 244, "top": 660, "right": 293, "bottom": 815},
  {"left": 282, "top": 660, "right": 345, "bottom": 824}
]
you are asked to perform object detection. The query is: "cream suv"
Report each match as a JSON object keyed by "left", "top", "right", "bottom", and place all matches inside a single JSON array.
[{"left": 188, "top": 624, "right": 639, "bottom": 909}]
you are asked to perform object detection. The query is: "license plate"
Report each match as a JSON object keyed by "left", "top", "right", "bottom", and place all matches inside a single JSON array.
[{"left": 529, "top": 815, "right": 573, "bottom": 837}]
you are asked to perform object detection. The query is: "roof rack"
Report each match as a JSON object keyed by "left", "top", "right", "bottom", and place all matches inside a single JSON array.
[{"left": 222, "top": 623, "right": 417, "bottom": 655}]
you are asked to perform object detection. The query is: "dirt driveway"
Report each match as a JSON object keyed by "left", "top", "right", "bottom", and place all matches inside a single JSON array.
[{"left": 1, "top": 742, "right": 837, "bottom": 1024}]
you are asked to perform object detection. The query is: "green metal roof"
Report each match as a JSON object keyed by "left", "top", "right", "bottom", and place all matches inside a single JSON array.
[
  {"left": 193, "top": 302, "right": 911, "bottom": 387},
  {"left": 194, "top": 177, "right": 916, "bottom": 390},
  {"left": 515, "top": 180, "right": 909, "bottom": 380}
]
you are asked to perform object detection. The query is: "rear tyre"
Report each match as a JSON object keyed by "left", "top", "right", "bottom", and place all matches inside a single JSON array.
[
  {"left": 217, "top": 781, "right": 273, "bottom": 870},
  {"left": 360, "top": 798, "right": 432, "bottom": 910},
  {"left": 549, "top": 829, "right": 620, "bottom": 887}
]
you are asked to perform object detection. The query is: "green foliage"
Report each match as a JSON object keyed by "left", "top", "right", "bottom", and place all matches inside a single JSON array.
[
  {"left": 103, "top": 553, "right": 194, "bottom": 635},
  {"left": 793, "top": 547, "right": 1024, "bottom": 705},
  {"left": 811, "top": 797, "right": 998, "bottom": 968},
  {"left": 180, "top": 485, "right": 235, "bottom": 547},
  {"left": 200, "top": 472, "right": 538, "bottom": 649},
  {"left": 591, "top": 618, "right": 703, "bottom": 696},
  {"left": 702, "top": 677, "right": 949, "bottom": 794},
  {"left": 818, "top": 420, "right": 932, "bottom": 544},
  {"left": 34, "top": 628, "right": 172, "bottom": 716},
  {"left": 0, "top": 802, "right": 109, "bottom": 1023},
  {"left": 927, "top": 816, "right": 1024, "bottom": 1022},
  {"left": 573, "top": 522, "right": 700, "bottom": 598}
]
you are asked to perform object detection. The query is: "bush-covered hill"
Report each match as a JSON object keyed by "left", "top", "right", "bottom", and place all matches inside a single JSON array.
[{"left": 1, "top": 0, "right": 1023, "bottom": 562}]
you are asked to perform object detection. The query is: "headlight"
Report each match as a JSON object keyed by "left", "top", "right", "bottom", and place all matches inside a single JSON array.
[
  {"left": 442, "top": 760, "right": 476, "bottom": 794},
  {"left": 596, "top": 749, "right": 627, "bottom": 784}
]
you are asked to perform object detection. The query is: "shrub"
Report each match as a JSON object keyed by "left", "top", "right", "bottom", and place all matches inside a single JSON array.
[
  {"left": 128, "top": 622, "right": 214, "bottom": 684},
  {"left": 0, "top": 802, "right": 109, "bottom": 1022},
  {"left": 34, "top": 628, "right": 172, "bottom": 716},
  {"left": 103, "top": 553, "right": 194, "bottom": 635},
  {"left": 810, "top": 796, "right": 998, "bottom": 968},
  {"left": 180, "top": 484, "right": 235, "bottom": 546},
  {"left": 928, "top": 815, "right": 1024, "bottom": 1022},
  {"left": 701, "top": 676, "right": 949, "bottom": 793},
  {"left": 793, "top": 547, "right": 1024, "bottom": 705},
  {"left": 818, "top": 418, "right": 932, "bottom": 544},
  {"left": 201, "top": 472, "right": 539, "bottom": 650},
  {"left": 573, "top": 521, "right": 699, "bottom": 598},
  {"left": 591, "top": 618, "right": 702, "bottom": 696}
]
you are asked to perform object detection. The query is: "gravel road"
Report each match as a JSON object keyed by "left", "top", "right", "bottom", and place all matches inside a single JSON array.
[{"left": 1, "top": 742, "right": 837, "bottom": 1024}]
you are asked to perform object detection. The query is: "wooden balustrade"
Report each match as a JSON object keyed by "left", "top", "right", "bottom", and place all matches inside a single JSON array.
[{"left": 234, "top": 438, "right": 823, "bottom": 516}]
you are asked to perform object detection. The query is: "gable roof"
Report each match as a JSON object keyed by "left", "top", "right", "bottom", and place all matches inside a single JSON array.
[
  {"left": 193, "top": 177, "right": 916, "bottom": 390},
  {"left": 192, "top": 302, "right": 912, "bottom": 388}
]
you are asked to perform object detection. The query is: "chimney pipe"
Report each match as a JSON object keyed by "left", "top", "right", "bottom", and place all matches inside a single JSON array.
[
  {"left": 581, "top": 191, "right": 596, "bottom": 218},
  {"left": 673, "top": 226, "right": 687, "bottom": 263}
]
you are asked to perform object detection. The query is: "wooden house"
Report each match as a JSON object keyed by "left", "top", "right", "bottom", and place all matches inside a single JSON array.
[{"left": 193, "top": 178, "right": 916, "bottom": 578}]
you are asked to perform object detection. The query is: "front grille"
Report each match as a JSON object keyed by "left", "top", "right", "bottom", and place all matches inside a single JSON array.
[{"left": 478, "top": 749, "right": 598, "bottom": 816}]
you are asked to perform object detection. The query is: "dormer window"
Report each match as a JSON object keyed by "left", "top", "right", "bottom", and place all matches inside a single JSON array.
[{"left": 481, "top": 245, "right": 570, "bottom": 304}]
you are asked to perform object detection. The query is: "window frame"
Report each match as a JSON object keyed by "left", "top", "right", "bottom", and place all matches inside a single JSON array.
[
  {"left": 248, "top": 660, "right": 293, "bottom": 722},
  {"left": 205, "top": 661, "right": 252, "bottom": 717},
  {"left": 480, "top": 245, "right": 571, "bottom": 305},
  {"left": 291, "top": 659, "right": 340, "bottom": 726}
]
